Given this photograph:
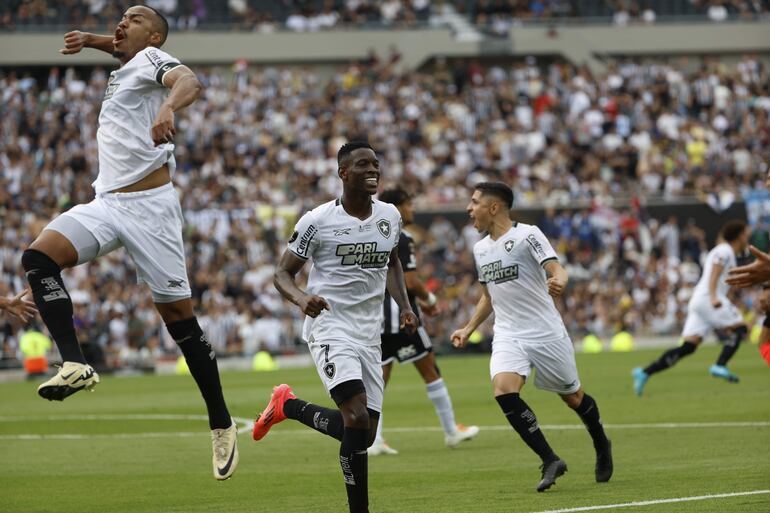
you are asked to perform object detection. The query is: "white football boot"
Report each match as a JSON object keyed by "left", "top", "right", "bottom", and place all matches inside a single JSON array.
[
  {"left": 37, "top": 361, "right": 100, "bottom": 401},
  {"left": 445, "top": 424, "right": 480, "bottom": 448},
  {"left": 212, "top": 420, "right": 239, "bottom": 480},
  {"left": 368, "top": 439, "right": 399, "bottom": 456}
]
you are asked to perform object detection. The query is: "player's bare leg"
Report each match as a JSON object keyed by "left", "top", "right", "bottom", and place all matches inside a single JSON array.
[
  {"left": 369, "top": 362, "right": 398, "bottom": 455},
  {"left": 560, "top": 387, "right": 612, "bottom": 483},
  {"left": 493, "top": 372, "right": 566, "bottom": 492},
  {"left": 157, "top": 298, "right": 236, "bottom": 480},
  {"left": 414, "top": 353, "right": 479, "bottom": 448},
  {"left": 633, "top": 336, "right": 702, "bottom": 395},
  {"left": 24, "top": 230, "right": 100, "bottom": 400}
]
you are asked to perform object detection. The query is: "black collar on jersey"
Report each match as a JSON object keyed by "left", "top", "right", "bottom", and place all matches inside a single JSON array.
[{"left": 335, "top": 197, "right": 374, "bottom": 206}]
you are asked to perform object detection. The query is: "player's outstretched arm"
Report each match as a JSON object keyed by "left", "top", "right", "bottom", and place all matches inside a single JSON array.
[
  {"left": 59, "top": 31, "right": 114, "bottom": 55},
  {"left": 387, "top": 247, "right": 418, "bottom": 333},
  {"left": 726, "top": 245, "right": 770, "bottom": 288},
  {"left": 0, "top": 289, "right": 37, "bottom": 323},
  {"left": 151, "top": 66, "right": 202, "bottom": 146},
  {"left": 404, "top": 270, "right": 438, "bottom": 316},
  {"left": 544, "top": 260, "right": 568, "bottom": 298},
  {"left": 274, "top": 250, "right": 330, "bottom": 318},
  {"left": 451, "top": 285, "right": 492, "bottom": 348}
]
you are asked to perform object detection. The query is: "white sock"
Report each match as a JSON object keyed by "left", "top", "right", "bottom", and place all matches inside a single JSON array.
[
  {"left": 426, "top": 378, "right": 457, "bottom": 436},
  {"left": 374, "top": 412, "right": 385, "bottom": 444}
]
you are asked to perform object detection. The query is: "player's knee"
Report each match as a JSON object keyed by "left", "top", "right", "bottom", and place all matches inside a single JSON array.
[
  {"left": 492, "top": 374, "right": 524, "bottom": 396},
  {"left": 560, "top": 389, "right": 583, "bottom": 409},
  {"left": 418, "top": 360, "right": 440, "bottom": 383},
  {"left": 681, "top": 341, "right": 698, "bottom": 355},
  {"left": 341, "top": 403, "right": 370, "bottom": 429},
  {"left": 21, "top": 249, "right": 59, "bottom": 274},
  {"left": 332, "top": 380, "right": 369, "bottom": 428},
  {"left": 366, "top": 410, "right": 380, "bottom": 447},
  {"left": 733, "top": 325, "right": 748, "bottom": 338}
]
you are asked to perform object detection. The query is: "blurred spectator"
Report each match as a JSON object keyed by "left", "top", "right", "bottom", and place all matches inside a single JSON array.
[
  {"left": 1, "top": 1, "right": 768, "bottom": 33},
  {"left": 1, "top": 53, "right": 768, "bottom": 368}
]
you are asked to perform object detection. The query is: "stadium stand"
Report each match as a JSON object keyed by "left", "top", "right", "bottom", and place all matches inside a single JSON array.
[
  {"left": 1, "top": 0, "right": 768, "bottom": 33},
  {"left": 1, "top": 51, "right": 768, "bottom": 367}
]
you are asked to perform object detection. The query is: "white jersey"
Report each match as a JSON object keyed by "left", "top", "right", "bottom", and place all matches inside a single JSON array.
[
  {"left": 287, "top": 198, "right": 402, "bottom": 346},
  {"left": 95, "top": 46, "right": 182, "bottom": 193},
  {"left": 473, "top": 222, "right": 568, "bottom": 343},
  {"left": 690, "top": 242, "right": 737, "bottom": 302}
]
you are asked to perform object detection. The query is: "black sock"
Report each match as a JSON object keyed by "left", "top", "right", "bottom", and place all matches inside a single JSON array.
[
  {"left": 21, "top": 249, "right": 86, "bottom": 364},
  {"left": 496, "top": 393, "right": 557, "bottom": 464},
  {"left": 340, "top": 426, "right": 369, "bottom": 513},
  {"left": 166, "top": 317, "right": 231, "bottom": 430},
  {"left": 574, "top": 394, "right": 609, "bottom": 451},
  {"left": 717, "top": 326, "right": 746, "bottom": 366},
  {"left": 284, "top": 398, "right": 344, "bottom": 441},
  {"left": 644, "top": 341, "right": 698, "bottom": 375}
]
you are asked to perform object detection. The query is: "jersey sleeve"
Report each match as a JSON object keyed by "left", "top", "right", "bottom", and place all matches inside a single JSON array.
[
  {"left": 398, "top": 233, "right": 417, "bottom": 271},
  {"left": 711, "top": 245, "right": 731, "bottom": 267},
  {"left": 393, "top": 211, "right": 403, "bottom": 250},
  {"left": 287, "top": 211, "right": 319, "bottom": 260},
  {"left": 138, "top": 47, "right": 182, "bottom": 86},
  {"left": 526, "top": 226, "right": 558, "bottom": 266}
]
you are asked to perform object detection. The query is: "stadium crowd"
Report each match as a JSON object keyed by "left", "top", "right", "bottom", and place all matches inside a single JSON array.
[
  {"left": 1, "top": 0, "right": 768, "bottom": 32},
  {"left": 1, "top": 54, "right": 769, "bottom": 367}
]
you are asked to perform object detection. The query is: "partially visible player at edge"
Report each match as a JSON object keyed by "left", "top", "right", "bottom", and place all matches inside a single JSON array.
[
  {"left": 253, "top": 142, "right": 418, "bottom": 513},
  {"left": 726, "top": 168, "right": 770, "bottom": 367},
  {"left": 451, "top": 182, "right": 613, "bottom": 493},
  {"left": 370, "top": 187, "right": 479, "bottom": 456},
  {"left": 633, "top": 220, "right": 750, "bottom": 394},
  {"left": 21, "top": 6, "right": 238, "bottom": 479}
]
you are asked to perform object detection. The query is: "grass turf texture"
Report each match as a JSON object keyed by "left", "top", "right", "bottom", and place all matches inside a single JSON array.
[{"left": 1, "top": 347, "right": 768, "bottom": 513}]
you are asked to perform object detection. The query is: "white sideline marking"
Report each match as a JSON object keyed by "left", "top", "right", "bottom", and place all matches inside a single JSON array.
[
  {"left": 529, "top": 489, "right": 770, "bottom": 513},
  {"left": 0, "top": 414, "right": 253, "bottom": 440},
  {"left": 0, "top": 416, "right": 767, "bottom": 441}
]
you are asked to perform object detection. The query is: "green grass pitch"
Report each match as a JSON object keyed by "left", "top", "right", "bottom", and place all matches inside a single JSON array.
[{"left": 1, "top": 347, "right": 769, "bottom": 513}]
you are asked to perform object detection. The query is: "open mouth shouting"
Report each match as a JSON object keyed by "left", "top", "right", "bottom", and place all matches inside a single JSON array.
[{"left": 113, "top": 27, "right": 126, "bottom": 46}]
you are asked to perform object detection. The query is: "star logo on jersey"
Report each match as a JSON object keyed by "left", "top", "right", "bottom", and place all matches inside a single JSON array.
[
  {"left": 504, "top": 240, "right": 515, "bottom": 253},
  {"left": 376, "top": 219, "right": 392, "bottom": 238},
  {"left": 323, "top": 362, "right": 336, "bottom": 379}
]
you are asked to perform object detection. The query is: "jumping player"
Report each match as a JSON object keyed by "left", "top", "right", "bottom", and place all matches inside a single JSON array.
[
  {"left": 452, "top": 182, "right": 613, "bottom": 492},
  {"left": 21, "top": 6, "right": 238, "bottom": 479},
  {"left": 634, "top": 220, "right": 750, "bottom": 393},
  {"left": 370, "top": 187, "right": 478, "bottom": 455},
  {"left": 254, "top": 142, "right": 418, "bottom": 513}
]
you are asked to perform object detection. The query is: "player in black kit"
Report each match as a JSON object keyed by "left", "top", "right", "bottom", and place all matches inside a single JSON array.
[{"left": 370, "top": 187, "right": 479, "bottom": 455}]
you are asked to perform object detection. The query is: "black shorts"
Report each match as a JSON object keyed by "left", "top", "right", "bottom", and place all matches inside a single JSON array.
[{"left": 381, "top": 327, "right": 433, "bottom": 364}]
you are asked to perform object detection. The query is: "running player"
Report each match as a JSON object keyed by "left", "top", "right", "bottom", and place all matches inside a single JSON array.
[
  {"left": 370, "top": 187, "right": 479, "bottom": 455},
  {"left": 254, "top": 142, "right": 418, "bottom": 513},
  {"left": 633, "top": 220, "right": 749, "bottom": 393},
  {"left": 451, "top": 182, "right": 612, "bottom": 492},
  {"left": 21, "top": 6, "right": 238, "bottom": 479}
]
